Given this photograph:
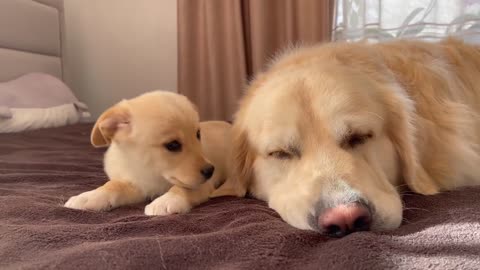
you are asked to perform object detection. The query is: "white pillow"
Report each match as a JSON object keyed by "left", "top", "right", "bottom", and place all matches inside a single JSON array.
[
  {"left": 0, "top": 73, "right": 91, "bottom": 133},
  {"left": 0, "top": 103, "right": 90, "bottom": 133}
]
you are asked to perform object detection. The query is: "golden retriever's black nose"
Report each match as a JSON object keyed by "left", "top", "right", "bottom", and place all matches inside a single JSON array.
[
  {"left": 200, "top": 165, "right": 215, "bottom": 180},
  {"left": 318, "top": 203, "right": 371, "bottom": 237}
]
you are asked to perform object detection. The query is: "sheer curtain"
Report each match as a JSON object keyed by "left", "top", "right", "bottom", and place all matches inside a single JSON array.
[{"left": 333, "top": 0, "right": 480, "bottom": 43}]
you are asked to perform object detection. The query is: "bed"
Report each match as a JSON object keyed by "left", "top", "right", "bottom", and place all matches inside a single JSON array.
[{"left": 1, "top": 1, "right": 480, "bottom": 269}]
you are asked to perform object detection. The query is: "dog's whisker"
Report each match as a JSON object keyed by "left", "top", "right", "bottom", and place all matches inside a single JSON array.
[
  {"left": 402, "top": 218, "right": 413, "bottom": 224},
  {"left": 403, "top": 207, "right": 430, "bottom": 212},
  {"left": 401, "top": 218, "right": 425, "bottom": 226},
  {"left": 399, "top": 192, "right": 417, "bottom": 196},
  {"left": 365, "top": 111, "right": 385, "bottom": 121},
  {"left": 395, "top": 184, "right": 410, "bottom": 190}
]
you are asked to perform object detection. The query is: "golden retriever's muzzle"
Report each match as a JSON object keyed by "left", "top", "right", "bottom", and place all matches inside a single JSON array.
[{"left": 312, "top": 195, "right": 373, "bottom": 238}]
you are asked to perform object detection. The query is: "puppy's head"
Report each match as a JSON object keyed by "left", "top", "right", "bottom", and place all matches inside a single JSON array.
[
  {"left": 218, "top": 43, "right": 438, "bottom": 236},
  {"left": 91, "top": 91, "right": 214, "bottom": 189}
]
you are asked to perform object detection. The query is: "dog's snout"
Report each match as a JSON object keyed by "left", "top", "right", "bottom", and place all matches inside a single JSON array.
[
  {"left": 318, "top": 202, "right": 371, "bottom": 238},
  {"left": 200, "top": 165, "right": 215, "bottom": 180}
]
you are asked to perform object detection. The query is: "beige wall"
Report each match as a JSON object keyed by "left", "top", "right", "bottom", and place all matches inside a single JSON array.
[{"left": 64, "top": 0, "right": 177, "bottom": 119}]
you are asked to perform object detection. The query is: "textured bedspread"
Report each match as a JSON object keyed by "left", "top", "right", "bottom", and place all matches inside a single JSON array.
[{"left": 1, "top": 124, "right": 480, "bottom": 269}]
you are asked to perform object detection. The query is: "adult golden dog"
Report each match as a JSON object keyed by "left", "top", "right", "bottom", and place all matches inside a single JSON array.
[{"left": 213, "top": 38, "right": 480, "bottom": 237}]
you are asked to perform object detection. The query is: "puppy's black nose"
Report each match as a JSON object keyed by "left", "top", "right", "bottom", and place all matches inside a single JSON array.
[{"left": 200, "top": 165, "right": 215, "bottom": 180}]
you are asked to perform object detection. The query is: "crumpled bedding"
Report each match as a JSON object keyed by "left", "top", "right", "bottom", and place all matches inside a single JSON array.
[{"left": 1, "top": 124, "right": 479, "bottom": 269}]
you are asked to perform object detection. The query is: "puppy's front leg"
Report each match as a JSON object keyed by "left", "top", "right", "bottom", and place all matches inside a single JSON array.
[
  {"left": 144, "top": 182, "right": 214, "bottom": 216},
  {"left": 65, "top": 180, "right": 144, "bottom": 211}
]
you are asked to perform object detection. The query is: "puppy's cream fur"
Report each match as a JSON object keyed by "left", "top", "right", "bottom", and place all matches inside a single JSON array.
[
  {"left": 65, "top": 91, "right": 231, "bottom": 215},
  {"left": 214, "top": 38, "right": 480, "bottom": 232}
]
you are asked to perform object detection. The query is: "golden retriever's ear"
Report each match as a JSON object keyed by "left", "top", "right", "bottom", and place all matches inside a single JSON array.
[
  {"left": 210, "top": 127, "right": 255, "bottom": 198},
  {"left": 386, "top": 94, "right": 440, "bottom": 195},
  {"left": 91, "top": 104, "right": 131, "bottom": 148}
]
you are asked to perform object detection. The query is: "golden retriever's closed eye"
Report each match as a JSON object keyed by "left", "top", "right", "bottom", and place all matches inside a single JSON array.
[{"left": 214, "top": 38, "right": 480, "bottom": 237}]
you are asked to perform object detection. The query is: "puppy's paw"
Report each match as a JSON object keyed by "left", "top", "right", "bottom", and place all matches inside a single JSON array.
[
  {"left": 64, "top": 190, "right": 114, "bottom": 211},
  {"left": 145, "top": 192, "right": 192, "bottom": 216}
]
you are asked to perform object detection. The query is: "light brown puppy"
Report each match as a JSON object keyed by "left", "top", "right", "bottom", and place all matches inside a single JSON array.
[
  {"left": 214, "top": 38, "right": 480, "bottom": 237},
  {"left": 65, "top": 91, "right": 231, "bottom": 215}
]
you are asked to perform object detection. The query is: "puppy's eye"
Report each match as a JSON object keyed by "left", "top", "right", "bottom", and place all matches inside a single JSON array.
[
  {"left": 196, "top": 129, "right": 201, "bottom": 140},
  {"left": 164, "top": 140, "right": 182, "bottom": 152},
  {"left": 344, "top": 133, "right": 372, "bottom": 148},
  {"left": 268, "top": 150, "right": 292, "bottom": 159}
]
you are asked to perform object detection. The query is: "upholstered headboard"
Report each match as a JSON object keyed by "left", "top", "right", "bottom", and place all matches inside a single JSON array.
[{"left": 0, "top": 0, "right": 65, "bottom": 82}]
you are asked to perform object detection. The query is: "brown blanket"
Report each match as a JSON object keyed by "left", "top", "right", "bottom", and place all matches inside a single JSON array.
[{"left": 1, "top": 124, "right": 479, "bottom": 269}]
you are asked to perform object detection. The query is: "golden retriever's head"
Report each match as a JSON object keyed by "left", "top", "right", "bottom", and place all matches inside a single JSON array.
[
  {"left": 221, "top": 43, "right": 434, "bottom": 236},
  {"left": 91, "top": 91, "right": 214, "bottom": 189}
]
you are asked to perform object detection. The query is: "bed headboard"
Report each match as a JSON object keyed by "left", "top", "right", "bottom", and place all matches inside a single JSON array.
[{"left": 0, "top": 0, "right": 65, "bottom": 82}]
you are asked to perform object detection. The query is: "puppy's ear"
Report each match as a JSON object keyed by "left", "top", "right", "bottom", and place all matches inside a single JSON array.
[
  {"left": 91, "top": 104, "right": 131, "bottom": 148},
  {"left": 385, "top": 90, "right": 440, "bottom": 195},
  {"left": 210, "top": 127, "right": 255, "bottom": 198}
]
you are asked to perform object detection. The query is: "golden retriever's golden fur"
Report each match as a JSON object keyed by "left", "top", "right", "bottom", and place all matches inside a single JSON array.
[
  {"left": 214, "top": 38, "right": 480, "bottom": 232},
  {"left": 65, "top": 91, "right": 231, "bottom": 215}
]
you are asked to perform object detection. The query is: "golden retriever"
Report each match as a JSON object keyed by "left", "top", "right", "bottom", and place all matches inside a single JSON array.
[
  {"left": 213, "top": 38, "right": 480, "bottom": 237},
  {"left": 65, "top": 91, "right": 231, "bottom": 215}
]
